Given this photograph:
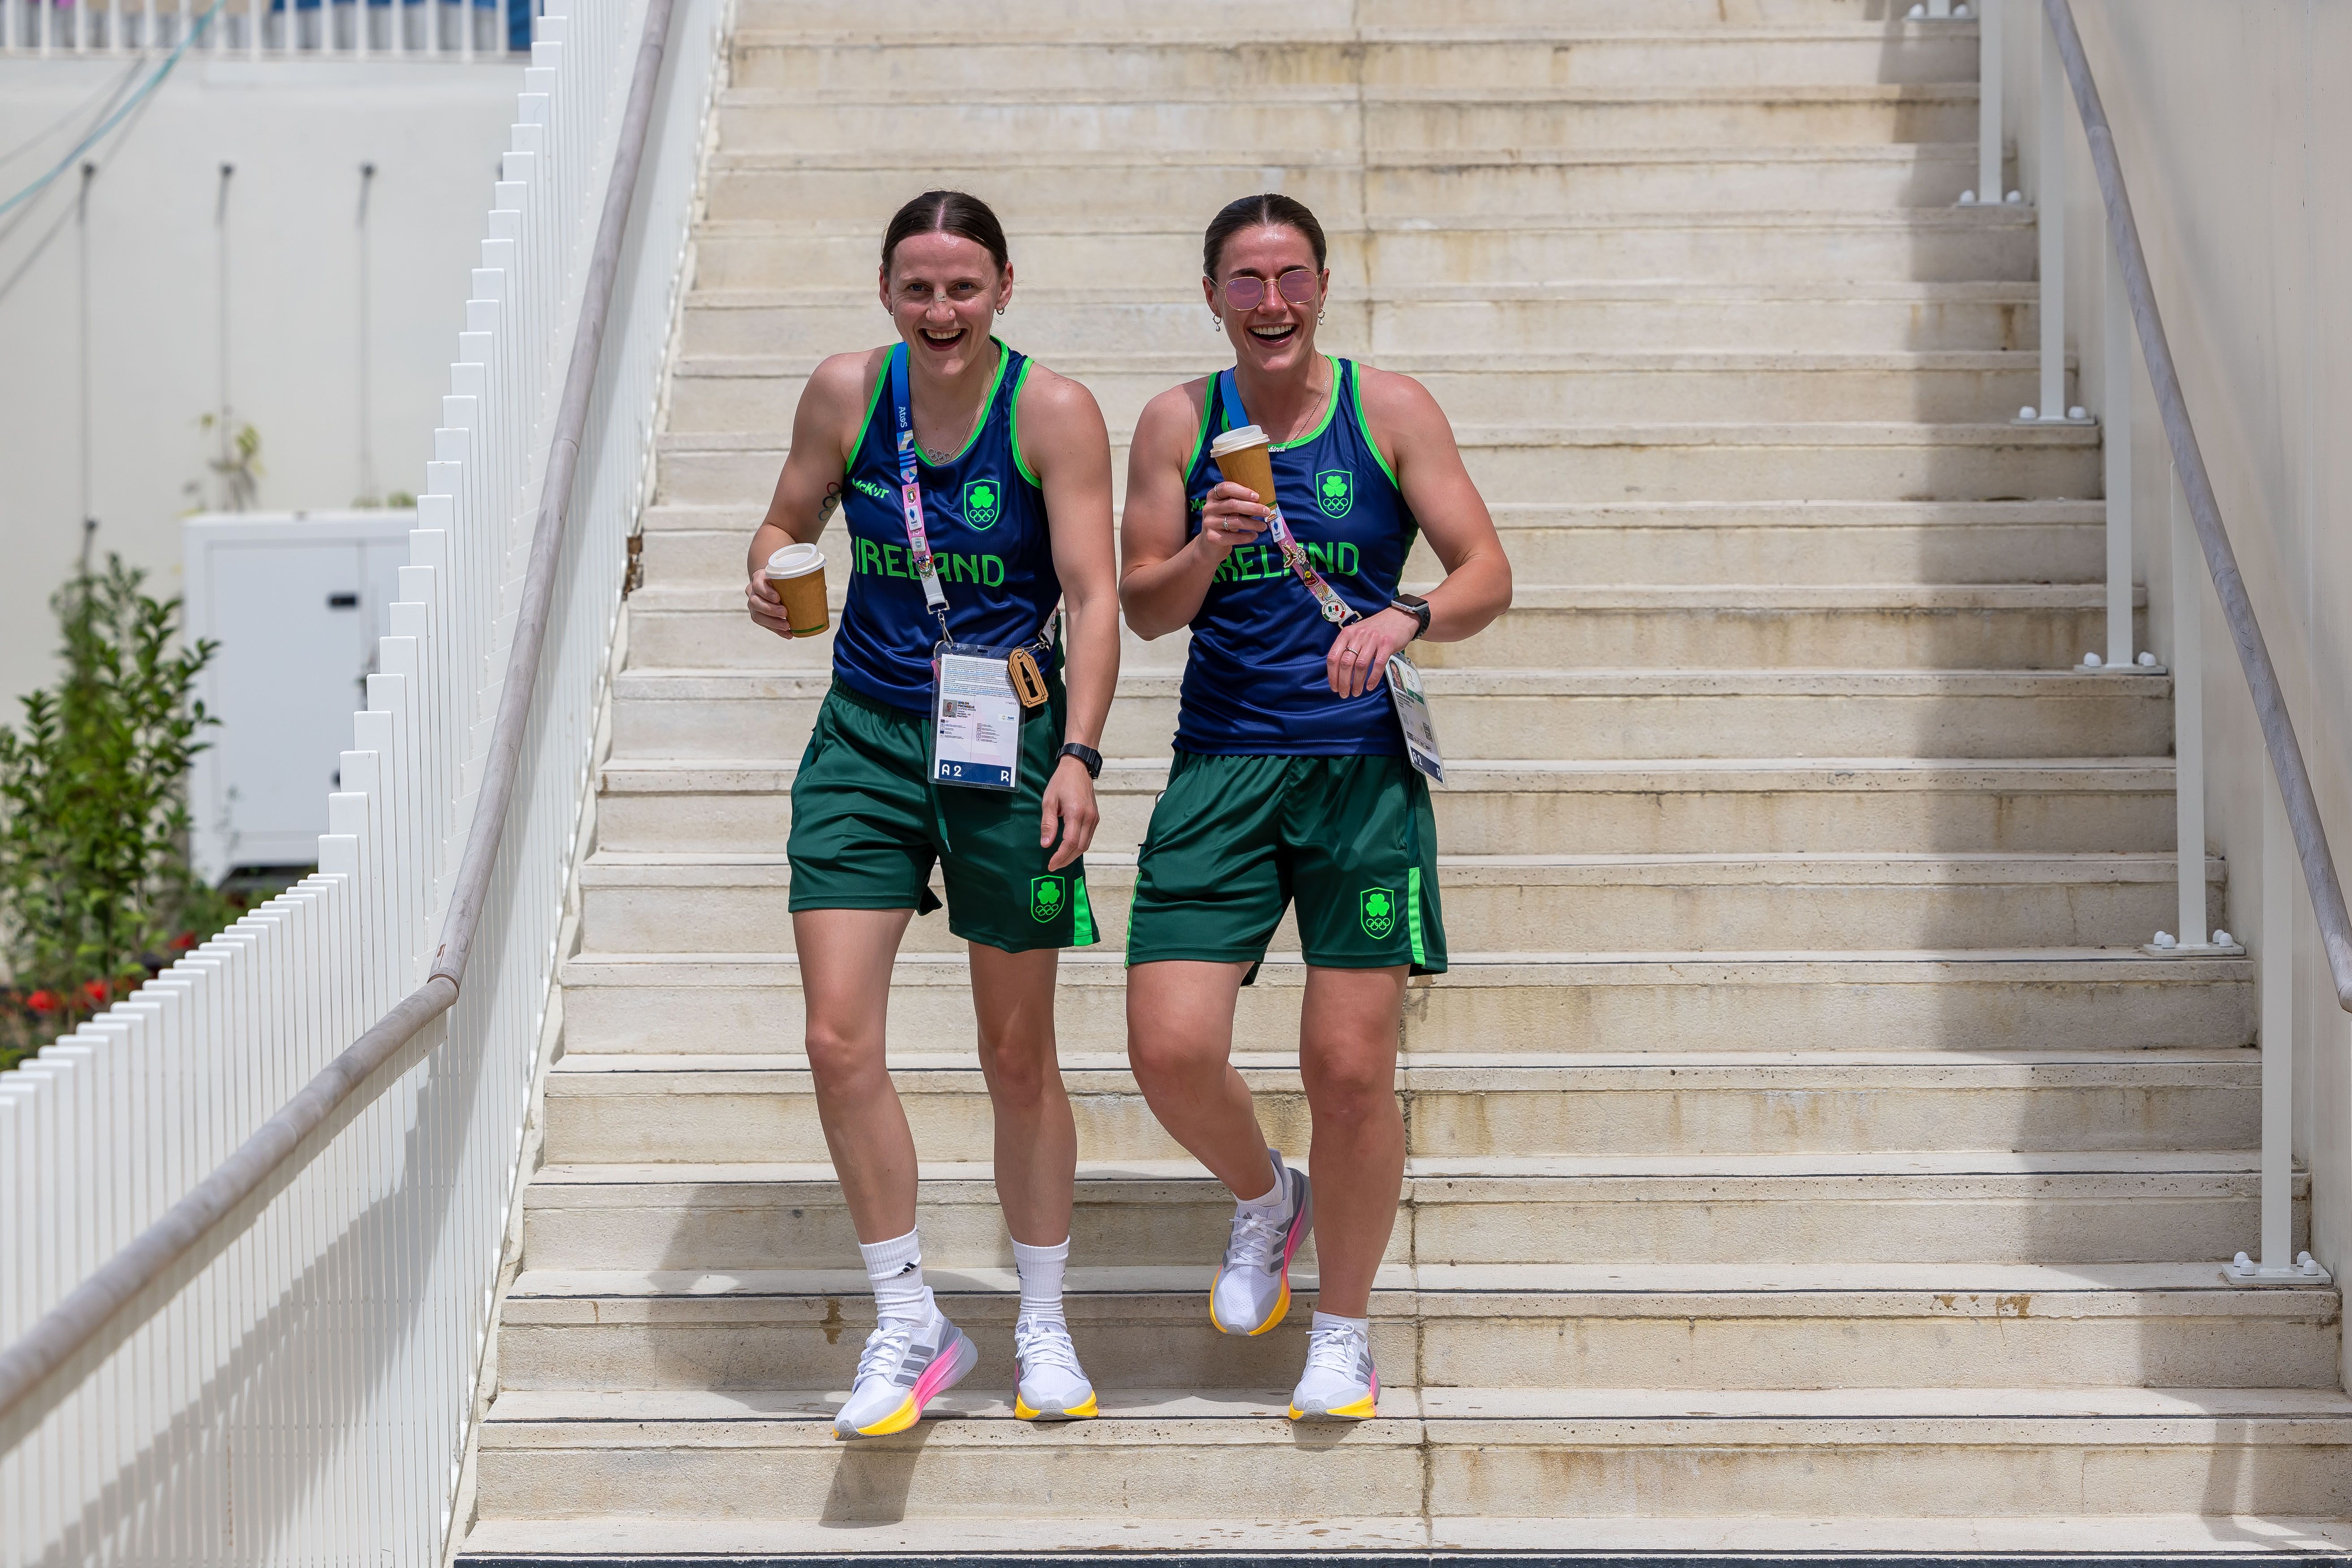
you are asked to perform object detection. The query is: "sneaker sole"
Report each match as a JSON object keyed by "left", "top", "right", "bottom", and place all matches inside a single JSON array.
[
  {"left": 1290, "top": 1371, "right": 1379, "bottom": 1423},
  {"left": 1015, "top": 1388, "right": 1100, "bottom": 1421},
  {"left": 1208, "top": 1172, "right": 1314, "bottom": 1337},
  {"left": 836, "top": 1328, "right": 978, "bottom": 1439}
]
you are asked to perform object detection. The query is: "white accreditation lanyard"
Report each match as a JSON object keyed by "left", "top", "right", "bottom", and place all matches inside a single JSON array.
[
  {"left": 894, "top": 344, "right": 1023, "bottom": 791},
  {"left": 1218, "top": 369, "right": 1445, "bottom": 782}
]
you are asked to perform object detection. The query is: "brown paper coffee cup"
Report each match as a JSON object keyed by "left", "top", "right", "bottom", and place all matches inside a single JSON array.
[
  {"left": 765, "top": 542, "right": 829, "bottom": 635},
  {"left": 1209, "top": 423, "right": 1276, "bottom": 512}
]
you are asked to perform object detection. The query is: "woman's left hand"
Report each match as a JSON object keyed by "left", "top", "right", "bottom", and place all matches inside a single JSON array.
[
  {"left": 1326, "top": 606, "right": 1420, "bottom": 698},
  {"left": 1040, "top": 755, "right": 1100, "bottom": 872}
]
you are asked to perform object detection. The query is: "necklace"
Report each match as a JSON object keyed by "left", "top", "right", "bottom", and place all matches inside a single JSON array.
[
  {"left": 914, "top": 345, "right": 996, "bottom": 465},
  {"left": 1260, "top": 365, "right": 1332, "bottom": 445}
]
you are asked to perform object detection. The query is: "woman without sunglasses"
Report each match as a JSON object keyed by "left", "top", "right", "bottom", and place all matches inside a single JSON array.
[
  {"left": 744, "top": 190, "right": 1119, "bottom": 1438},
  {"left": 1118, "top": 193, "right": 1512, "bottom": 1420}
]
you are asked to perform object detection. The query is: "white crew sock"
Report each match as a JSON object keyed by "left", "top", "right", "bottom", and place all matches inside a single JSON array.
[
  {"left": 1311, "top": 1309, "right": 1370, "bottom": 1339},
  {"left": 1012, "top": 1236, "right": 1071, "bottom": 1327},
  {"left": 859, "top": 1227, "right": 936, "bottom": 1326},
  {"left": 1236, "top": 1149, "right": 1287, "bottom": 1212}
]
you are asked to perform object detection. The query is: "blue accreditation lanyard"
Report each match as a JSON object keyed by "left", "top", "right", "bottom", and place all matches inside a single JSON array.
[{"left": 889, "top": 342, "right": 953, "bottom": 638}]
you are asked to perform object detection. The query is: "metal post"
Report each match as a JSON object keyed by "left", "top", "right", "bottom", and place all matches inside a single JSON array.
[
  {"left": 2031, "top": 2, "right": 2068, "bottom": 422},
  {"left": 2224, "top": 773, "right": 2328, "bottom": 1283},
  {"left": 2102, "top": 234, "right": 2133, "bottom": 665},
  {"left": 1977, "top": 0, "right": 2003, "bottom": 204},
  {"left": 2146, "top": 472, "right": 2236, "bottom": 958}
]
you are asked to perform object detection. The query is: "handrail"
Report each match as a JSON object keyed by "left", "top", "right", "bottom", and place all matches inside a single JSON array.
[
  {"left": 2045, "top": 0, "right": 2352, "bottom": 1011},
  {"left": 0, "top": 0, "right": 680, "bottom": 1429}
]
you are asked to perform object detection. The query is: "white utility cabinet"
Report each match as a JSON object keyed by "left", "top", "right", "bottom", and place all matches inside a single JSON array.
[{"left": 184, "top": 511, "right": 416, "bottom": 881}]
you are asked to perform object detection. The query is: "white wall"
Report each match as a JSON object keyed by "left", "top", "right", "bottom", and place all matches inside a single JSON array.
[
  {"left": 0, "top": 55, "right": 521, "bottom": 710},
  {"left": 2030, "top": 2, "right": 2352, "bottom": 1381}
]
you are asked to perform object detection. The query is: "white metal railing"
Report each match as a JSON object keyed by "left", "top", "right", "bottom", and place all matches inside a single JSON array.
[
  {"left": 1, "top": 0, "right": 526, "bottom": 56},
  {"left": 0, "top": 0, "right": 718, "bottom": 1554},
  {"left": 1982, "top": 0, "right": 2347, "bottom": 1285}
]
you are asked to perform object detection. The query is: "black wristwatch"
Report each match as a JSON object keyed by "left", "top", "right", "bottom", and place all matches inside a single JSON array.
[
  {"left": 1057, "top": 742, "right": 1103, "bottom": 780},
  {"left": 1387, "top": 593, "right": 1431, "bottom": 641}
]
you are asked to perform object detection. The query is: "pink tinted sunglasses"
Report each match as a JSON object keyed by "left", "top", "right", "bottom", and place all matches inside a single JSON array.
[{"left": 1218, "top": 267, "right": 1319, "bottom": 311}]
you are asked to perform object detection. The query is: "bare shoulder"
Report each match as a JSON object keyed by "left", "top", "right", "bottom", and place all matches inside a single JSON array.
[
  {"left": 1354, "top": 362, "right": 1450, "bottom": 431},
  {"left": 1133, "top": 376, "right": 1213, "bottom": 461},
  {"left": 1012, "top": 359, "right": 1109, "bottom": 434},
  {"left": 809, "top": 347, "right": 884, "bottom": 407}
]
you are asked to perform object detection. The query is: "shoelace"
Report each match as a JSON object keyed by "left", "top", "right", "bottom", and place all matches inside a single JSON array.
[
  {"left": 1223, "top": 1189, "right": 1287, "bottom": 1268},
  {"left": 1014, "top": 1316, "right": 1083, "bottom": 1376},
  {"left": 853, "top": 1318, "right": 917, "bottom": 1382},
  {"left": 1303, "top": 1321, "right": 1369, "bottom": 1378}
]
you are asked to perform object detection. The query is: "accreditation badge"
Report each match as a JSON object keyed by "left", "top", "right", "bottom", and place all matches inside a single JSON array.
[
  {"left": 1385, "top": 651, "right": 1445, "bottom": 784},
  {"left": 931, "top": 645, "right": 1023, "bottom": 791}
]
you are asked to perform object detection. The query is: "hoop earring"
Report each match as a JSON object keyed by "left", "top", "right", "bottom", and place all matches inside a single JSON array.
[
  {"left": 1318, "top": 308, "right": 1327, "bottom": 325},
  {"left": 996, "top": 304, "right": 1007, "bottom": 316}
]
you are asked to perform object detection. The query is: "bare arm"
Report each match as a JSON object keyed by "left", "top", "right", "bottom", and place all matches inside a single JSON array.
[
  {"left": 1320, "top": 367, "right": 1512, "bottom": 698},
  {"left": 1020, "top": 365, "right": 1119, "bottom": 870},
  {"left": 1117, "top": 381, "right": 1269, "bottom": 641},
  {"left": 744, "top": 349, "right": 878, "bottom": 638}
]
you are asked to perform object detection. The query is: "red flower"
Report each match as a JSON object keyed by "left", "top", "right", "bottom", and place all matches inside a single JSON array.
[
  {"left": 82, "top": 978, "right": 112, "bottom": 1007},
  {"left": 26, "top": 990, "right": 59, "bottom": 1015},
  {"left": 171, "top": 932, "right": 198, "bottom": 951}
]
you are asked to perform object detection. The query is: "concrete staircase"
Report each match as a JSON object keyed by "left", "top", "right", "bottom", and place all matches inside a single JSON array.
[{"left": 459, "top": 0, "right": 2352, "bottom": 1555}]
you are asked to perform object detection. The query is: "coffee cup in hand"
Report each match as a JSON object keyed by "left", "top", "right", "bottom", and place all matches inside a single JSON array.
[
  {"left": 1209, "top": 424, "right": 1276, "bottom": 515},
  {"left": 765, "top": 542, "right": 830, "bottom": 635}
]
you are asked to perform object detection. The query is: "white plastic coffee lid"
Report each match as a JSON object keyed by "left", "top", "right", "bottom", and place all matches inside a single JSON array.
[
  {"left": 1209, "top": 424, "right": 1269, "bottom": 458},
  {"left": 766, "top": 542, "right": 824, "bottom": 576}
]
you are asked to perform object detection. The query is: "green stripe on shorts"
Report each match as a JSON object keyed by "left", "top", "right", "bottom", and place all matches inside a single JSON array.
[
  {"left": 1407, "top": 864, "right": 1426, "bottom": 967},
  {"left": 1072, "top": 875, "right": 1096, "bottom": 947}
]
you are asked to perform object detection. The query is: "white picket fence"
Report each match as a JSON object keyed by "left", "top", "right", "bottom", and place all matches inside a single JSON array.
[{"left": 0, "top": 0, "right": 719, "bottom": 1553}]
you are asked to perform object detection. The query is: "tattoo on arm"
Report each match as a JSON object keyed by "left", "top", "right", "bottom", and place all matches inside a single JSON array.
[{"left": 817, "top": 482, "right": 842, "bottom": 525}]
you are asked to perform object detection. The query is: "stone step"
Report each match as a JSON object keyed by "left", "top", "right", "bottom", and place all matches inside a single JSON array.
[
  {"left": 540, "top": 1051, "right": 2259, "bottom": 1167},
  {"left": 647, "top": 500, "right": 2105, "bottom": 589},
  {"left": 708, "top": 87, "right": 1980, "bottom": 157},
  {"left": 473, "top": 1385, "right": 2352, "bottom": 1529},
  {"left": 558, "top": 950, "right": 2255, "bottom": 1060},
  {"left": 491, "top": 1264, "right": 2341, "bottom": 1396},
  {"left": 666, "top": 350, "right": 2053, "bottom": 430},
  {"left": 623, "top": 582, "right": 2132, "bottom": 673},
  {"left": 642, "top": 500, "right": 2102, "bottom": 587},
  {"left": 462, "top": 1509, "right": 2352, "bottom": 1560},
  {"left": 596, "top": 757, "right": 2178, "bottom": 857},
  {"left": 689, "top": 211, "right": 2037, "bottom": 291},
  {"left": 607, "top": 668, "right": 2175, "bottom": 762},
  {"left": 652, "top": 421, "right": 2099, "bottom": 508},
  {"left": 517, "top": 1153, "right": 2304, "bottom": 1271},
  {"left": 725, "top": 0, "right": 1951, "bottom": 36},
  {"left": 701, "top": 143, "right": 1982, "bottom": 215},
  {"left": 575, "top": 851, "right": 2226, "bottom": 956},
  {"left": 722, "top": 30, "right": 1981, "bottom": 93},
  {"left": 679, "top": 284, "right": 2042, "bottom": 358}
]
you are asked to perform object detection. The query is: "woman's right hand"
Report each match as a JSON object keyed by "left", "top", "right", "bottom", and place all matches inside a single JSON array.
[
  {"left": 746, "top": 570, "right": 799, "bottom": 638},
  {"left": 1195, "top": 481, "right": 1270, "bottom": 564}
]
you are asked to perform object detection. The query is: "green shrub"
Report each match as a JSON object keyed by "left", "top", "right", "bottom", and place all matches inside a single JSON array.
[{"left": 0, "top": 555, "right": 237, "bottom": 1071}]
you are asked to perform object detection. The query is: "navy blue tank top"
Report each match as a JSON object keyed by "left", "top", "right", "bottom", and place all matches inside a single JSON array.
[
  {"left": 1176, "top": 358, "right": 1417, "bottom": 755},
  {"left": 831, "top": 341, "right": 1060, "bottom": 712}
]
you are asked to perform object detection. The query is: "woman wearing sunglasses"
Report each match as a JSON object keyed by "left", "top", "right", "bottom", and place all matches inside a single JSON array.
[
  {"left": 744, "top": 190, "right": 1119, "bottom": 1437},
  {"left": 1118, "top": 193, "right": 1511, "bottom": 1419}
]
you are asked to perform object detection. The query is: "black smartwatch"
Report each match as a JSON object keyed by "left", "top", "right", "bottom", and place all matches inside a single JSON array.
[
  {"left": 1057, "top": 741, "right": 1103, "bottom": 780},
  {"left": 1387, "top": 592, "right": 1431, "bottom": 641}
]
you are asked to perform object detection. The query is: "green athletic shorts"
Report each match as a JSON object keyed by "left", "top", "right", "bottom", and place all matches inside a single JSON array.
[
  {"left": 1125, "top": 751, "right": 1445, "bottom": 978},
  {"left": 787, "top": 682, "right": 1098, "bottom": 953}
]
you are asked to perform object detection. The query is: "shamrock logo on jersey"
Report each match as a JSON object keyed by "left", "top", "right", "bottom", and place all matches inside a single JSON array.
[
  {"left": 1031, "top": 876, "right": 1067, "bottom": 924},
  {"left": 1360, "top": 886, "right": 1397, "bottom": 939},
  {"left": 1315, "top": 468, "right": 1354, "bottom": 519},
  {"left": 963, "top": 478, "right": 1003, "bottom": 530}
]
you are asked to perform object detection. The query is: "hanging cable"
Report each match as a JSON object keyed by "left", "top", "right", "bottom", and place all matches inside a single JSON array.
[{"left": 0, "top": 0, "right": 228, "bottom": 221}]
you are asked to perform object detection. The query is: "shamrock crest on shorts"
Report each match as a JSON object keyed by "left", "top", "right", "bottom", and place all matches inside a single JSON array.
[{"left": 1359, "top": 886, "right": 1396, "bottom": 939}]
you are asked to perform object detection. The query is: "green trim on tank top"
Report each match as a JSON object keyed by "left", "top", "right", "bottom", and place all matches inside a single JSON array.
[
  {"left": 1009, "top": 355, "right": 1041, "bottom": 488},
  {"left": 1351, "top": 359, "right": 1401, "bottom": 489},
  {"left": 1211, "top": 357, "right": 1345, "bottom": 452},
  {"left": 1183, "top": 378, "right": 1215, "bottom": 474},
  {"left": 854, "top": 337, "right": 1012, "bottom": 467}
]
